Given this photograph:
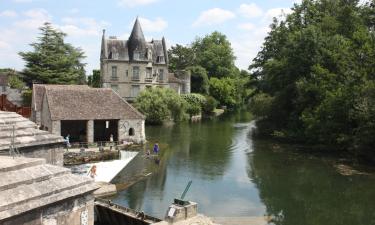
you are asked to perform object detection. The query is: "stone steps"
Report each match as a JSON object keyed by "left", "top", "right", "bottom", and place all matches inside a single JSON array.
[
  {"left": 0, "top": 164, "right": 71, "bottom": 192},
  {"left": 0, "top": 156, "right": 97, "bottom": 221}
]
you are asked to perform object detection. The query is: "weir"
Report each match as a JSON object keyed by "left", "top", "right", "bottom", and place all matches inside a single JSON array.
[{"left": 90, "top": 151, "right": 138, "bottom": 182}]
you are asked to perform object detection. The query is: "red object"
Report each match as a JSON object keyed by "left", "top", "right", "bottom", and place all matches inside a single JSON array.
[{"left": 0, "top": 94, "right": 31, "bottom": 118}]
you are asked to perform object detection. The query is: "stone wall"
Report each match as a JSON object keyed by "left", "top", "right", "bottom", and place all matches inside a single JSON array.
[
  {"left": 51, "top": 120, "right": 61, "bottom": 136},
  {"left": 21, "top": 143, "right": 64, "bottom": 166},
  {"left": 118, "top": 119, "right": 145, "bottom": 144},
  {"left": 1, "top": 195, "right": 95, "bottom": 225},
  {"left": 101, "top": 61, "right": 169, "bottom": 100},
  {"left": 40, "top": 93, "right": 52, "bottom": 131}
]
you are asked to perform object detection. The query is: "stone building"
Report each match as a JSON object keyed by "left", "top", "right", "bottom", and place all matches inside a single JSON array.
[
  {"left": 100, "top": 18, "right": 190, "bottom": 101},
  {"left": 0, "top": 110, "right": 65, "bottom": 166},
  {"left": 31, "top": 84, "right": 146, "bottom": 144},
  {"left": 0, "top": 156, "right": 97, "bottom": 225}
]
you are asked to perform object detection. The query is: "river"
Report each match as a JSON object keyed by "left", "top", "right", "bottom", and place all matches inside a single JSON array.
[{"left": 110, "top": 110, "right": 375, "bottom": 224}]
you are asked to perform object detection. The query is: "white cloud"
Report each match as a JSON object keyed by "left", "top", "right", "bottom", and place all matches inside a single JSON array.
[
  {"left": 14, "top": 8, "right": 51, "bottom": 29},
  {"left": 58, "top": 17, "right": 110, "bottom": 37},
  {"left": 118, "top": 0, "right": 158, "bottom": 7},
  {"left": 264, "top": 8, "right": 292, "bottom": 23},
  {"left": 237, "top": 23, "right": 255, "bottom": 31},
  {"left": 238, "top": 3, "right": 263, "bottom": 18},
  {"left": 131, "top": 17, "right": 168, "bottom": 33},
  {"left": 68, "top": 8, "right": 79, "bottom": 14},
  {"left": 192, "top": 8, "right": 235, "bottom": 27},
  {"left": 12, "top": 0, "right": 33, "bottom": 3},
  {"left": 0, "top": 41, "right": 11, "bottom": 49},
  {"left": 0, "top": 10, "right": 18, "bottom": 18}
]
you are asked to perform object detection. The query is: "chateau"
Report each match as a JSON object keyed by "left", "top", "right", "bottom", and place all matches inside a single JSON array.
[{"left": 100, "top": 18, "right": 190, "bottom": 101}]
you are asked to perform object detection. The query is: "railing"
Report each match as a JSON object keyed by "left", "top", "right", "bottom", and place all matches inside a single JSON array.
[
  {"left": 131, "top": 76, "right": 140, "bottom": 81},
  {"left": 0, "top": 94, "right": 31, "bottom": 118},
  {"left": 110, "top": 76, "right": 118, "bottom": 81},
  {"left": 64, "top": 140, "right": 134, "bottom": 151},
  {"left": 145, "top": 77, "right": 153, "bottom": 82}
]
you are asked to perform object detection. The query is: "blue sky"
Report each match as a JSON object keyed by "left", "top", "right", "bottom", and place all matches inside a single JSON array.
[{"left": 0, "top": 0, "right": 301, "bottom": 74}]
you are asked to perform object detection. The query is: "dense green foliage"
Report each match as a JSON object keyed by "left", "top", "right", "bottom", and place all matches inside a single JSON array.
[
  {"left": 8, "top": 75, "right": 24, "bottom": 89},
  {"left": 249, "top": 0, "right": 375, "bottom": 155},
  {"left": 21, "top": 89, "right": 32, "bottom": 106},
  {"left": 135, "top": 89, "right": 221, "bottom": 124},
  {"left": 19, "top": 22, "right": 86, "bottom": 85},
  {"left": 87, "top": 69, "right": 101, "bottom": 88},
  {"left": 135, "top": 88, "right": 187, "bottom": 124},
  {"left": 187, "top": 66, "right": 209, "bottom": 94},
  {"left": 168, "top": 44, "right": 195, "bottom": 72},
  {"left": 182, "top": 93, "right": 206, "bottom": 116},
  {"left": 203, "top": 96, "right": 218, "bottom": 114},
  {"left": 168, "top": 32, "right": 251, "bottom": 108}
]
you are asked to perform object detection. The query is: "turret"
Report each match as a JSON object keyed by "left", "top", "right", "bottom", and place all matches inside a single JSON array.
[
  {"left": 100, "top": 29, "right": 107, "bottom": 60},
  {"left": 128, "top": 17, "right": 146, "bottom": 61},
  {"left": 162, "top": 36, "right": 169, "bottom": 65}
]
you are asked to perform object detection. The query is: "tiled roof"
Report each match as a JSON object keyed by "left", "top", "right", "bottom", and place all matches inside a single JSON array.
[{"left": 38, "top": 85, "right": 144, "bottom": 121}]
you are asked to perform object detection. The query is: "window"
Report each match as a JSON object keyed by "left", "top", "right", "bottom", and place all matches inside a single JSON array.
[
  {"left": 111, "top": 66, "right": 117, "bottom": 79},
  {"left": 132, "top": 66, "right": 140, "bottom": 80},
  {"left": 128, "top": 128, "right": 135, "bottom": 136},
  {"left": 126, "top": 70, "right": 128, "bottom": 77},
  {"left": 131, "top": 85, "right": 140, "bottom": 98},
  {"left": 134, "top": 52, "right": 140, "bottom": 60},
  {"left": 146, "top": 68, "right": 152, "bottom": 79},
  {"left": 111, "top": 84, "right": 118, "bottom": 92},
  {"left": 158, "top": 69, "right": 164, "bottom": 81},
  {"left": 157, "top": 56, "right": 164, "bottom": 63}
]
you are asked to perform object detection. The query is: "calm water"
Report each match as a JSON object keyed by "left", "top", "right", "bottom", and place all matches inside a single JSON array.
[{"left": 111, "top": 110, "right": 375, "bottom": 224}]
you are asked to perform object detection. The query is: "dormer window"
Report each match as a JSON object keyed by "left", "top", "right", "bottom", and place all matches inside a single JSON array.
[
  {"left": 108, "top": 52, "right": 113, "bottom": 59},
  {"left": 157, "top": 56, "right": 164, "bottom": 63},
  {"left": 134, "top": 52, "right": 140, "bottom": 60}
]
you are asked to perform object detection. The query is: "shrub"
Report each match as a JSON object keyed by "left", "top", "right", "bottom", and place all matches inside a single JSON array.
[
  {"left": 135, "top": 88, "right": 187, "bottom": 124},
  {"left": 203, "top": 96, "right": 218, "bottom": 114}
]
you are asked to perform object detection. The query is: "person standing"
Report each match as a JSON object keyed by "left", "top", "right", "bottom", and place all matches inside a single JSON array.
[
  {"left": 153, "top": 143, "right": 159, "bottom": 154},
  {"left": 109, "top": 134, "right": 114, "bottom": 150}
]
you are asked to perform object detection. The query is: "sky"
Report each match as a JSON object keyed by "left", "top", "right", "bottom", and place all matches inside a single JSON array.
[{"left": 0, "top": 0, "right": 303, "bottom": 74}]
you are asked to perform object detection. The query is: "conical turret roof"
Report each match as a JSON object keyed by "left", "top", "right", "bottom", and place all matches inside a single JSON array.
[{"left": 128, "top": 17, "right": 146, "bottom": 60}]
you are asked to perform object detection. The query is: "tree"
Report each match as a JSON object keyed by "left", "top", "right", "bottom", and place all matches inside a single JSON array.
[
  {"left": 87, "top": 69, "right": 101, "bottom": 87},
  {"left": 19, "top": 22, "right": 86, "bottom": 85},
  {"left": 187, "top": 66, "right": 209, "bottom": 94},
  {"left": 249, "top": 0, "right": 375, "bottom": 155},
  {"left": 135, "top": 88, "right": 187, "bottom": 124},
  {"left": 209, "top": 77, "right": 238, "bottom": 108},
  {"left": 192, "top": 31, "right": 237, "bottom": 78},
  {"left": 168, "top": 44, "right": 195, "bottom": 72}
]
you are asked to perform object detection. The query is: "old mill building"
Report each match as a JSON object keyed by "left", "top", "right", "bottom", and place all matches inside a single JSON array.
[
  {"left": 100, "top": 18, "right": 191, "bottom": 101},
  {"left": 31, "top": 85, "right": 146, "bottom": 144}
]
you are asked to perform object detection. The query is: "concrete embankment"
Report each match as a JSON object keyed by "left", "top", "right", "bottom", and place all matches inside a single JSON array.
[{"left": 212, "top": 216, "right": 271, "bottom": 225}]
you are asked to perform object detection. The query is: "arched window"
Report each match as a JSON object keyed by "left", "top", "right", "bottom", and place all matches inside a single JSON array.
[{"left": 129, "top": 128, "right": 135, "bottom": 136}]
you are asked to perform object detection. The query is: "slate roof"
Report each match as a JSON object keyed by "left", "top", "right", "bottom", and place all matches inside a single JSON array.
[
  {"left": 0, "top": 111, "right": 64, "bottom": 151},
  {"left": 101, "top": 18, "right": 168, "bottom": 64},
  {"left": 0, "top": 156, "right": 97, "bottom": 221},
  {"left": 34, "top": 85, "right": 145, "bottom": 121}
]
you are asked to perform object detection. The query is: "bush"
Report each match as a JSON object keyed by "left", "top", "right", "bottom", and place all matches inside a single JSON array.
[
  {"left": 182, "top": 93, "right": 206, "bottom": 116},
  {"left": 135, "top": 88, "right": 187, "bottom": 124},
  {"left": 249, "top": 93, "right": 274, "bottom": 118},
  {"left": 203, "top": 96, "right": 218, "bottom": 114},
  {"left": 8, "top": 75, "right": 24, "bottom": 90},
  {"left": 22, "top": 89, "right": 32, "bottom": 106}
]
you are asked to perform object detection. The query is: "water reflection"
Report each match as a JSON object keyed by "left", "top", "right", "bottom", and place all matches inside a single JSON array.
[
  {"left": 111, "top": 110, "right": 375, "bottom": 224},
  {"left": 249, "top": 140, "right": 375, "bottom": 225}
]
